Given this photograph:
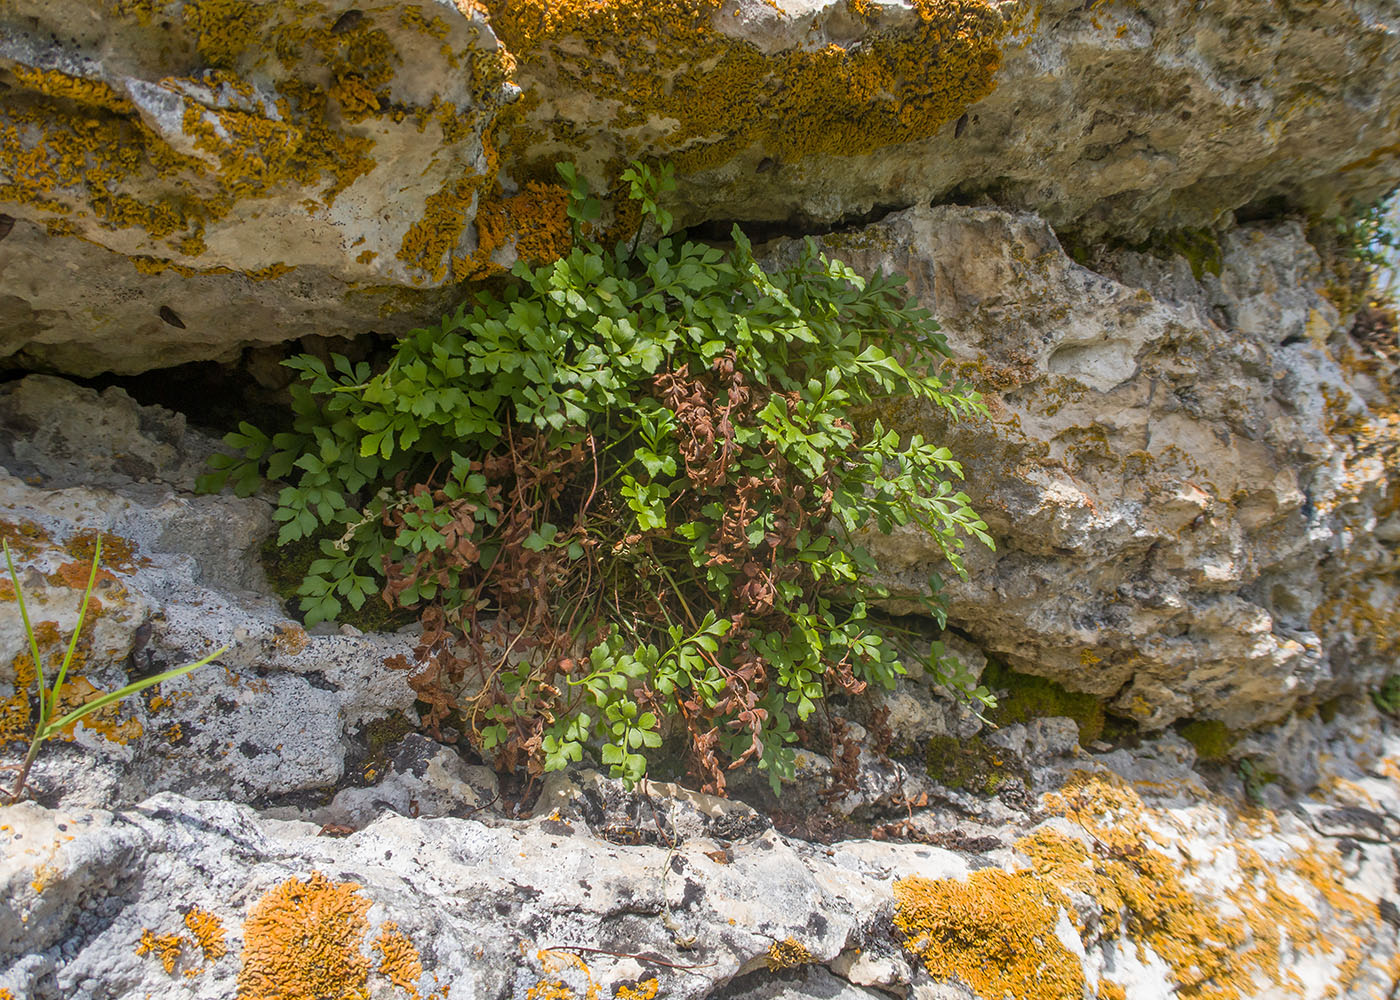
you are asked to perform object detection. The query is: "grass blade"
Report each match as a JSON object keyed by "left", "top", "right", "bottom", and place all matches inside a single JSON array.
[
  {"left": 50, "top": 537, "right": 102, "bottom": 718},
  {"left": 4, "top": 539, "right": 48, "bottom": 724},
  {"left": 41, "top": 645, "right": 228, "bottom": 737}
]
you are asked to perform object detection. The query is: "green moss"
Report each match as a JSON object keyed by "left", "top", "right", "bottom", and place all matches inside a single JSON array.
[
  {"left": 1371, "top": 675, "right": 1400, "bottom": 716},
  {"left": 1055, "top": 225, "right": 1223, "bottom": 282},
  {"left": 981, "top": 659, "right": 1105, "bottom": 746},
  {"left": 1177, "top": 719, "right": 1236, "bottom": 763},
  {"left": 259, "top": 532, "right": 415, "bottom": 634},
  {"left": 925, "top": 735, "right": 1027, "bottom": 796},
  {"left": 1317, "top": 695, "right": 1345, "bottom": 724},
  {"left": 1156, "top": 228, "right": 1224, "bottom": 281}
]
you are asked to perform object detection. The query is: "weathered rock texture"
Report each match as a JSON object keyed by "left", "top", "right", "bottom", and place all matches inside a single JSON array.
[
  {"left": 809, "top": 204, "right": 1400, "bottom": 731},
  {"left": 0, "top": 376, "right": 420, "bottom": 807},
  {"left": 2, "top": 1, "right": 1400, "bottom": 998},
  {"left": 2, "top": 375, "right": 1399, "bottom": 1000},
  {"left": 2, "top": 0, "right": 1398, "bottom": 372},
  {"left": 3, "top": 712, "right": 1400, "bottom": 1000}
]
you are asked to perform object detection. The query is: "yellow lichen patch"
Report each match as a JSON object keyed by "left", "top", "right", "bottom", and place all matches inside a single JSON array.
[
  {"left": 1027, "top": 770, "right": 1388, "bottom": 999},
  {"left": 30, "top": 862, "right": 58, "bottom": 894},
  {"left": 52, "top": 675, "right": 145, "bottom": 746},
  {"left": 137, "top": 927, "right": 188, "bottom": 974},
  {"left": 185, "top": 906, "right": 228, "bottom": 963},
  {"left": 398, "top": 170, "right": 487, "bottom": 282},
  {"left": 484, "top": 0, "right": 1026, "bottom": 172},
  {"left": 614, "top": 979, "right": 659, "bottom": 1000},
  {"left": 894, "top": 867, "right": 1084, "bottom": 1000},
  {"left": 8, "top": 66, "right": 134, "bottom": 117},
  {"left": 765, "top": 937, "right": 814, "bottom": 972},
  {"left": 180, "top": 86, "right": 376, "bottom": 208},
  {"left": 458, "top": 180, "right": 574, "bottom": 280},
  {"left": 0, "top": 72, "right": 208, "bottom": 244},
  {"left": 246, "top": 263, "right": 295, "bottom": 281},
  {"left": 236, "top": 871, "right": 372, "bottom": 1000},
  {"left": 535, "top": 950, "right": 602, "bottom": 1000},
  {"left": 373, "top": 922, "right": 423, "bottom": 998},
  {"left": 1, "top": 3, "right": 430, "bottom": 257}
]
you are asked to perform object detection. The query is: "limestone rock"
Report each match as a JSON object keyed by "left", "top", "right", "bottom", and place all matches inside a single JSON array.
[
  {"left": 4, "top": 709, "right": 1400, "bottom": 1000},
  {"left": 0, "top": 376, "right": 419, "bottom": 807},
  {"left": 3, "top": 0, "right": 1398, "bottom": 373},
  {"left": 802, "top": 204, "right": 1398, "bottom": 731}
]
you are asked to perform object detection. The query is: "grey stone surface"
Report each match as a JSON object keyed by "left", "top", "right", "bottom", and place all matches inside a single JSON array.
[
  {"left": 804, "top": 205, "right": 1398, "bottom": 731},
  {"left": 0, "top": 377, "right": 419, "bottom": 808}
]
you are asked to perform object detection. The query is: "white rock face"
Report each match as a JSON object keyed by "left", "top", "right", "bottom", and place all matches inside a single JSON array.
[{"left": 795, "top": 205, "right": 1398, "bottom": 731}]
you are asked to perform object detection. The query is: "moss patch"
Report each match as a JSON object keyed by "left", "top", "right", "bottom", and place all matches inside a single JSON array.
[
  {"left": 1176, "top": 719, "right": 1236, "bottom": 763},
  {"left": 982, "top": 659, "right": 1106, "bottom": 745},
  {"left": 925, "top": 735, "right": 1028, "bottom": 796},
  {"left": 1371, "top": 674, "right": 1400, "bottom": 716}
]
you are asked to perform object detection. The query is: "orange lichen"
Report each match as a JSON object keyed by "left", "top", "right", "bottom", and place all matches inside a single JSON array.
[
  {"left": 137, "top": 928, "right": 188, "bottom": 974},
  {"left": 484, "top": 0, "right": 1025, "bottom": 171},
  {"left": 272, "top": 623, "right": 310, "bottom": 656},
  {"left": 613, "top": 980, "right": 659, "bottom": 1000},
  {"left": 185, "top": 906, "right": 228, "bottom": 963},
  {"left": 459, "top": 180, "right": 574, "bottom": 280},
  {"left": 45, "top": 560, "right": 121, "bottom": 590},
  {"left": 1, "top": 519, "right": 53, "bottom": 561},
  {"left": 236, "top": 871, "right": 372, "bottom": 1000},
  {"left": 1, "top": 623, "right": 41, "bottom": 746},
  {"left": 373, "top": 923, "right": 423, "bottom": 999},
  {"left": 65, "top": 529, "right": 140, "bottom": 571},
  {"left": 1020, "top": 770, "right": 1387, "bottom": 999},
  {"left": 893, "top": 867, "right": 1085, "bottom": 1000},
  {"left": 2, "top": 618, "right": 142, "bottom": 748},
  {"left": 765, "top": 937, "right": 814, "bottom": 972}
]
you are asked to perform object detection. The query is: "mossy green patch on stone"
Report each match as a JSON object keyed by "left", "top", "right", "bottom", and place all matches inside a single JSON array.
[
  {"left": 1371, "top": 675, "right": 1400, "bottom": 716},
  {"left": 1177, "top": 719, "right": 1236, "bottom": 763},
  {"left": 1154, "top": 227, "right": 1224, "bottom": 281},
  {"left": 981, "top": 659, "right": 1105, "bottom": 745},
  {"left": 925, "top": 735, "right": 1028, "bottom": 796}
]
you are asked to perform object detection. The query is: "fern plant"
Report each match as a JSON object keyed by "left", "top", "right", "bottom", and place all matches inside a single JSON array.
[{"left": 201, "top": 162, "right": 993, "bottom": 793}]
